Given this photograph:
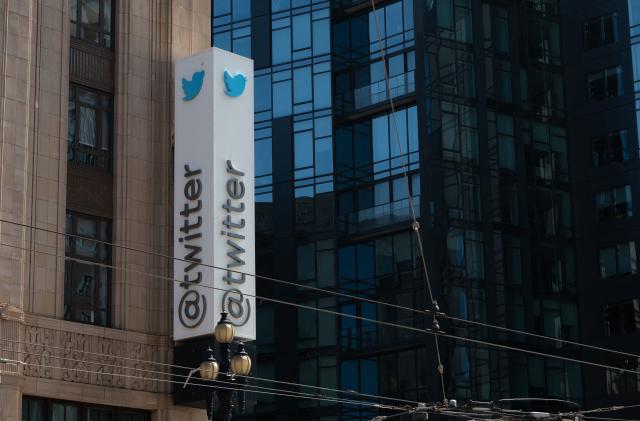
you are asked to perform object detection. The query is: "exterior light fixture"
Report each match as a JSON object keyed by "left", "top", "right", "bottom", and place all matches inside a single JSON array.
[
  {"left": 214, "top": 312, "right": 236, "bottom": 344},
  {"left": 199, "top": 348, "right": 219, "bottom": 381},
  {"left": 230, "top": 342, "right": 251, "bottom": 376}
]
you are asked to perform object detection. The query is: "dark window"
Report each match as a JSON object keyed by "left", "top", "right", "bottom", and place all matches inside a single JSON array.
[
  {"left": 599, "top": 241, "right": 637, "bottom": 279},
  {"left": 593, "top": 129, "right": 630, "bottom": 167},
  {"left": 68, "top": 84, "right": 113, "bottom": 171},
  {"left": 587, "top": 65, "right": 623, "bottom": 101},
  {"left": 22, "top": 398, "right": 148, "bottom": 421},
  {"left": 584, "top": 13, "right": 619, "bottom": 49},
  {"left": 70, "top": 0, "right": 113, "bottom": 48},
  {"left": 64, "top": 211, "right": 111, "bottom": 326},
  {"left": 532, "top": 299, "right": 578, "bottom": 341},
  {"left": 604, "top": 299, "right": 640, "bottom": 336},
  {"left": 606, "top": 359, "right": 640, "bottom": 395},
  {"left": 595, "top": 185, "right": 633, "bottom": 221},
  {"left": 437, "top": 0, "right": 473, "bottom": 43}
]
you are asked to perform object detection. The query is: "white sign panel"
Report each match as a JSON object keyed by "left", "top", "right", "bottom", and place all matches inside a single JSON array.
[{"left": 174, "top": 47, "right": 255, "bottom": 341}]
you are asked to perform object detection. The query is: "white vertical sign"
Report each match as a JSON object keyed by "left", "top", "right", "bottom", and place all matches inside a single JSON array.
[{"left": 174, "top": 47, "right": 255, "bottom": 341}]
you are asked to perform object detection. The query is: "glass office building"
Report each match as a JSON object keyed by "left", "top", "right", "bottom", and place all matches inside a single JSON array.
[{"left": 212, "top": 0, "right": 640, "bottom": 419}]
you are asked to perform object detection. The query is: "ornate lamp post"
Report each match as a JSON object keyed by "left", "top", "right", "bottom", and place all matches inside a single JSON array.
[{"left": 198, "top": 311, "right": 252, "bottom": 421}]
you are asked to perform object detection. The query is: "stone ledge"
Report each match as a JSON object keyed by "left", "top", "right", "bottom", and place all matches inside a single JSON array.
[{"left": 0, "top": 304, "right": 25, "bottom": 323}]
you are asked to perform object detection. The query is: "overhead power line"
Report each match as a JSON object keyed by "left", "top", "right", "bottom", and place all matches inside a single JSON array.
[
  {"left": 2, "top": 239, "right": 640, "bottom": 379},
  {"left": 369, "top": 0, "right": 447, "bottom": 403},
  {"left": 0, "top": 339, "right": 420, "bottom": 407},
  {"left": 0, "top": 355, "right": 405, "bottom": 411},
  {"left": 3, "top": 216, "right": 640, "bottom": 364}
]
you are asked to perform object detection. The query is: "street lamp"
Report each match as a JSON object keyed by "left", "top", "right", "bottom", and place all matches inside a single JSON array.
[{"left": 200, "top": 311, "right": 252, "bottom": 421}]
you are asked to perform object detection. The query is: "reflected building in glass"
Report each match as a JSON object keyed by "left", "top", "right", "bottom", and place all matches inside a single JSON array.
[{"left": 212, "top": 0, "right": 640, "bottom": 419}]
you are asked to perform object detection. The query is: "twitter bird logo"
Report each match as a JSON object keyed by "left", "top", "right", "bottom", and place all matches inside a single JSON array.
[
  {"left": 224, "top": 70, "right": 247, "bottom": 97},
  {"left": 182, "top": 70, "right": 205, "bottom": 101}
]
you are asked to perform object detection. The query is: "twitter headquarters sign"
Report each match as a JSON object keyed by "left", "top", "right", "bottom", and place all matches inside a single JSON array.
[{"left": 174, "top": 47, "right": 255, "bottom": 341}]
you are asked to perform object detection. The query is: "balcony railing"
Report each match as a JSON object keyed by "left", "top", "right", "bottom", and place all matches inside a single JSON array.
[
  {"left": 338, "top": 198, "right": 420, "bottom": 236},
  {"left": 353, "top": 71, "right": 415, "bottom": 109}
]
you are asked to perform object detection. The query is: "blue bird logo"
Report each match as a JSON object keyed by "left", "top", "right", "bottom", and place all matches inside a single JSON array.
[
  {"left": 223, "top": 70, "right": 247, "bottom": 97},
  {"left": 181, "top": 70, "right": 205, "bottom": 101}
]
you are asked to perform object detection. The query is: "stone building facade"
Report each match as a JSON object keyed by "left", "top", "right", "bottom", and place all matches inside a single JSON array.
[{"left": 0, "top": 1, "right": 211, "bottom": 420}]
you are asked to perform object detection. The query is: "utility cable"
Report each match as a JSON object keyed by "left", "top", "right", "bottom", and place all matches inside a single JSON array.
[
  {"left": 0, "top": 356, "right": 405, "bottom": 411},
  {"left": 584, "top": 417, "right": 640, "bottom": 421},
  {"left": 579, "top": 404, "right": 640, "bottom": 415},
  {"left": 3, "top": 216, "right": 640, "bottom": 364},
  {"left": 0, "top": 346, "right": 410, "bottom": 411},
  {"left": 436, "top": 311, "right": 640, "bottom": 360},
  {"left": 369, "top": 0, "right": 447, "bottom": 403},
  {"left": 3, "top": 235, "right": 640, "bottom": 375},
  {"left": 0, "top": 338, "right": 420, "bottom": 407}
]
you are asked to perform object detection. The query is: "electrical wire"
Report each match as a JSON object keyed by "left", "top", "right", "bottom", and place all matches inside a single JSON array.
[
  {"left": 3, "top": 215, "right": 640, "bottom": 365},
  {"left": 438, "top": 312, "right": 640, "bottom": 360},
  {"left": 0, "top": 338, "right": 421, "bottom": 407},
  {"left": 0, "top": 346, "right": 409, "bottom": 411},
  {"left": 0, "top": 356, "right": 405, "bottom": 411},
  {"left": 4, "top": 215, "right": 640, "bottom": 366},
  {"left": 579, "top": 405, "right": 640, "bottom": 414},
  {"left": 3, "top": 237, "right": 640, "bottom": 379},
  {"left": 369, "top": 0, "right": 447, "bottom": 402}
]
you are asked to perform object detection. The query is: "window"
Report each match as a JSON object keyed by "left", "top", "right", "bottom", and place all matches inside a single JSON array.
[
  {"left": 22, "top": 398, "right": 149, "bottom": 421},
  {"left": 584, "top": 13, "right": 619, "bottom": 50},
  {"left": 298, "top": 297, "right": 337, "bottom": 349},
  {"left": 595, "top": 185, "right": 633, "bottom": 221},
  {"left": 271, "top": 6, "right": 330, "bottom": 65},
  {"left": 437, "top": 0, "right": 473, "bottom": 43},
  {"left": 593, "top": 129, "right": 630, "bottom": 167},
  {"left": 371, "top": 106, "right": 419, "bottom": 178},
  {"left": 533, "top": 300, "right": 578, "bottom": 342},
  {"left": 444, "top": 170, "right": 481, "bottom": 222},
  {"left": 605, "top": 299, "right": 640, "bottom": 336},
  {"left": 483, "top": 6, "right": 509, "bottom": 53},
  {"left": 587, "top": 65, "right": 623, "bottom": 101},
  {"left": 488, "top": 112, "right": 516, "bottom": 171},
  {"left": 68, "top": 85, "right": 113, "bottom": 171},
  {"left": 213, "top": 0, "right": 251, "bottom": 58},
  {"left": 368, "top": 0, "right": 414, "bottom": 53},
  {"left": 524, "top": 121, "right": 568, "bottom": 182},
  {"left": 599, "top": 241, "right": 637, "bottom": 279},
  {"left": 531, "top": 245, "right": 576, "bottom": 293},
  {"left": 447, "top": 228, "right": 484, "bottom": 279},
  {"left": 299, "top": 356, "right": 337, "bottom": 408},
  {"left": 297, "top": 240, "right": 335, "bottom": 288},
  {"left": 64, "top": 211, "right": 111, "bottom": 326},
  {"left": 526, "top": 357, "right": 582, "bottom": 400},
  {"left": 438, "top": 47, "right": 475, "bottom": 98},
  {"left": 441, "top": 102, "right": 478, "bottom": 163},
  {"left": 606, "top": 358, "right": 640, "bottom": 395},
  {"left": 527, "top": 19, "right": 561, "bottom": 65},
  {"left": 70, "top": 0, "right": 113, "bottom": 48}
]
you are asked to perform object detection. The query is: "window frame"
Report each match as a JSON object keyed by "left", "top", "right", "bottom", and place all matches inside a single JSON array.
[
  {"left": 22, "top": 396, "right": 149, "bottom": 421},
  {"left": 70, "top": 0, "right": 115, "bottom": 49},
  {"left": 583, "top": 12, "right": 619, "bottom": 50},
  {"left": 68, "top": 84, "right": 113, "bottom": 172},
  {"left": 604, "top": 299, "right": 640, "bottom": 336},
  {"left": 587, "top": 64, "right": 624, "bottom": 101},
  {"left": 599, "top": 241, "right": 638, "bottom": 279},
  {"left": 64, "top": 211, "right": 112, "bottom": 327},
  {"left": 594, "top": 184, "right": 633, "bottom": 222},
  {"left": 592, "top": 129, "right": 630, "bottom": 167}
]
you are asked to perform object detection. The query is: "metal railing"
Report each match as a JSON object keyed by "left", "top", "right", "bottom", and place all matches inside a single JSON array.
[
  {"left": 338, "top": 198, "right": 420, "bottom": 236},
  {"left": 353, "top": 70, "right": 415, "bottom": 109}
]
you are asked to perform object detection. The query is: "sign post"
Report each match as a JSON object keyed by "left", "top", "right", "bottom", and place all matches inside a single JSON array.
[{"left": 174, "top": 47, "right": 255, "bottom": 341}]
